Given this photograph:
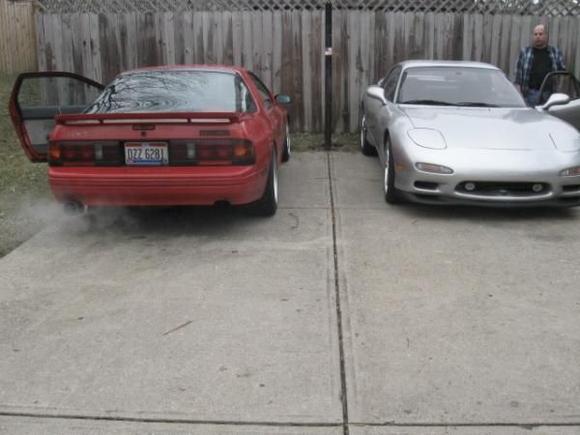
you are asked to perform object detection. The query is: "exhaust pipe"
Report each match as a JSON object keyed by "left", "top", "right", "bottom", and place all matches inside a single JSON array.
[
  {"left": 214, "top": 200, "right": 231, "bottom": 208},
  {"left": 63, "top": 200, "right": 86, "bottom": 215}
]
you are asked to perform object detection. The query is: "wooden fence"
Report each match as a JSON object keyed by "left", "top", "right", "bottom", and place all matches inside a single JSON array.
[
  {"left": 35, "top": 11, "right": 580, "bottom": 132},
  {"left": 0, "top": 0, "right": 37, "bottom": 73}
]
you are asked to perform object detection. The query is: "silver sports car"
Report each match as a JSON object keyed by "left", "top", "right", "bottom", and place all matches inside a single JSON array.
[{"left": 360, "top": 60, "right": 580, "bottom": 206}]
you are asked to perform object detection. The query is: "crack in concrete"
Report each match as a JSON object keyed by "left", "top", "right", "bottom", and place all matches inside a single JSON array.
[
  {"left": 161, "top": 320, "right": 193, "bottom": 336},
  {"left": 0, "top": 412, "right": 342, "bottom": 427},
  {"left": 327, "top": 152, "right": 350, "bottom": 435}
]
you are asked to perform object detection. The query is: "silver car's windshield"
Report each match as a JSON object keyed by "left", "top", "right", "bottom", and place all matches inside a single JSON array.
[{"left": 397, "top": 67, "right": 526, "bottom": 108}]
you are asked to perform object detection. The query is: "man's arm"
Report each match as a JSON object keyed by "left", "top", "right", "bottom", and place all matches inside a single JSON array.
[
  {"left": 514, "top": 49, "right": 525, "bottom": 92},
  {"left": 555, "top": 47, "right": 566, "bottom": 71}
]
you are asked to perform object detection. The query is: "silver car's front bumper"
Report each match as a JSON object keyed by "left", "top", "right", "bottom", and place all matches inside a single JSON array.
[{"left": 393, "top": 151, "right": 580, "bottom": 207}]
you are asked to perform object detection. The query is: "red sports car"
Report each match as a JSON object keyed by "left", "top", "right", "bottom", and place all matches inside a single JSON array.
[{"left": 9, "top": 65, "right": 291, "bottom": 216}]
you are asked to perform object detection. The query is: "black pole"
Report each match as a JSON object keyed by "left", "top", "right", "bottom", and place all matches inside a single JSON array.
[{"left": 324, "top": 1, "right": 332, "bottom": 150}]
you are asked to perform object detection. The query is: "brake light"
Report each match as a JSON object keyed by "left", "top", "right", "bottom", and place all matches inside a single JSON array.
[
  {"left": 49, "top": 142, "right": 122, "bottom": 166},
  {"left": 171, "top": 140, "right": 255, "bottom": 166},
  {"left": 233, "top": 142, "right": 251, "bottom": 158},
  {"left": 62, "top": 146, "right": 94, "bottom": 161},
  {"left": 197, "top": 141, "right": 254, "bottom": 165},
  {"left": 49, "top": 143, "right": 62, "bottom": 161}
]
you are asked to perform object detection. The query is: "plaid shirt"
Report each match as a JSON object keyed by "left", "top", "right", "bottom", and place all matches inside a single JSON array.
[{"left": 514, "top": 45, "right": 566, "bottom": 96}]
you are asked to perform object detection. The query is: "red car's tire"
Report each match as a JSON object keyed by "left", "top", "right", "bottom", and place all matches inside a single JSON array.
[{"left": 246, "top": 151, "right": 278, "bottom": 216}]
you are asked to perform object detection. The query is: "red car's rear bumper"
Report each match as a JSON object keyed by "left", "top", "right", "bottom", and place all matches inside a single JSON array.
[{"left": 49, "top": 165, "right": 268, "bottom": 206}]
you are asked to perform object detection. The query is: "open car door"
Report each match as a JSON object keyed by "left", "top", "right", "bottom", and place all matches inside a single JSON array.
[
  {"left": 538, "top": 71, "right": 580, "bottom": 131},
  {"left": 9, "top": 72, "right": 104, "bottom": 162}
]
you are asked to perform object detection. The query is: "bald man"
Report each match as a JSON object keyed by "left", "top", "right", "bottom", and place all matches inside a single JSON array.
[{"left": 514, "top": 24, "right": 566, "bottom": 106}]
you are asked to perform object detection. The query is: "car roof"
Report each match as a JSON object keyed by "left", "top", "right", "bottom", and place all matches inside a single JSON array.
[
  {"left": 119, "top": 64, "right": 248, "bottom": 76},
  {"left": 398, "top": 60, "right": 500, "bottom": 71}
]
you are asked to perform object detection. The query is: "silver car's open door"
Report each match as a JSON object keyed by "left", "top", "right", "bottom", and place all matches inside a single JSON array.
[{"left": 539, "top": 71, "right": 580, "bottom": 131}]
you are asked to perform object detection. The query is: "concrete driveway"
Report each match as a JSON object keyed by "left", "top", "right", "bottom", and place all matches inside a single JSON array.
[{"left": 1, "top": 152, "right": 579, "bottom": 435}]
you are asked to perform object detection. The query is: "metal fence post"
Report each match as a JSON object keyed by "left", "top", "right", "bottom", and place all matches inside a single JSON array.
[{"left": 324, "top": 1, "right": 332, "bottom": 149}]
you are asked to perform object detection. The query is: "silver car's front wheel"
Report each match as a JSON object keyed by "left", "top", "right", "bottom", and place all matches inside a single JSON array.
[
  {"left": 383, "top": 145, "right": 390, "bottom": 194},
  {"left": 383, "top": 137, "right": 401, "bottom": 204},
  {"left": 360, "top": 114, "right": 376, "bottom": 156}
]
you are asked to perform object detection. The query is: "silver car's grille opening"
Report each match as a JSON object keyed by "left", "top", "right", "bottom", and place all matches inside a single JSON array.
[
  {"left": 414, "top": 181, "right": 438, "bottom": 190},
  {"left": 562, "top": 184, "right": 580, "bottom": 193},
  {"left": 455, "top": 182, "right": 551, "bottom": 197}
]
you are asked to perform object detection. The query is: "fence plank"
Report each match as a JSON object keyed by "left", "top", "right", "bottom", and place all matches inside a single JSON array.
[
  {"left": 232, "top": 11, "right": 243, "bottom": 67},
  {"left": 251, "top": 13, "right": 263, "bottom": 77},
  {"left": 125, "top": 13, "right": 138, "bottom": 70},
  {"left": 35, "top": 13, "right": 46, "bottom": 71},
  {"left": 311, "top": 11, "right": 323, "bottom": 132},
  {"left": 498, "top": 15, "right": 512, "bottom": 75},
  {"left": 0, "top": 2, "right": 8, "bottom": 71},
  {"left": 99, "top": 14, "right": 121, "bottom": 83},
  {"left": 180, "top": 12, "right": 193, "bottom": 64},
  {"left": 0, "top": 0, "right": 37, "bottom": 72},
  {"left": 193, "top": 11, "right": 204, "bottom": 64},
  {"left": 507, "top": 15, "right": 521, "bottom": 79},
  {"left": 374, "top": 11, "right": 387, "bottom": 78},
  {"left": 60, "top": 13, "right": 74, "bottom": 73},
  {"left": 462, "top": 14, "right": 472, "bottom": 60},
  {"left": 222, "top": 11, "right": 234, "bottom": 66},
  {"left": 44, "top": 14, "right": 57, "bottom": 70},
  {"left": 409, "top": 12, "right": 424, "bottom": 60},
  {"left": 271, "top": 11, "right": 282, "bottom": 95},
  {"left": 213, "top": 11, "right": 224, "bottom": 65},
  {"left": 279, "top": 11, "right": 293, "bottom": 125},
  {"left": 301, "top": 12, "right": 312, "bottom": 132},
  {"left": 489, "top": 14, "right": 502, "bottom": 67},
  {"left": 564, "top": 17, "right": 574, "bottom": 70},
  {"left": 163, "top": 13, "right": 176, "bottom": 65},
  {"left": 291, "top": 10, "right": 304, "bottom": 132},
  {"left": 332, "top": 10, "right": 347, "bottom": 133},
  {"left": 347, "top": 11, "right": 360, "bottom": 132},
  {"left": 473, "top": 14, "right": 484, "bottom": 61},
  {"left": 240, "top": 11, "right": 252, "bottom": 68},
  {"left": 575, "top": 18, "right": 580, "bottom": 77}
]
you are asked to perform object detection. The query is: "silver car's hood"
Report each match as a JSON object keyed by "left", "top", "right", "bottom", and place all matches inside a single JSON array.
[{"left": 401, "top": 106, "right": 579, "bottom": 151}]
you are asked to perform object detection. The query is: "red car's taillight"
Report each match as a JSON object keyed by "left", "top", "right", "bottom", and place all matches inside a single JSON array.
[
  {"left": 49, "top": 142, "right": 122, "bottom": 166},
  {"left": 170, "top": 139, "right": 255, "bottom": 166}
]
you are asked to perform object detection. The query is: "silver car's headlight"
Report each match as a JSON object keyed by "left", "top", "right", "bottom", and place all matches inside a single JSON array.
[
  {"left": 560, "top": 166, "right": 580, "bottom": 177},
  {"left": 407, "top": 128, "right": 447, "bottom": 150},
  {"left": 415, "top": 162, "right": 454, "bottom": 174}
]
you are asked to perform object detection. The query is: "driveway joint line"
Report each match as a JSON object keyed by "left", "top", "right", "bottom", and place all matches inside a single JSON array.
[
  {"left": 327, "top": 152, "right": 350, "bottom": 435},
  {"left": 0, "top": 412, "right": 342, "bottom": 427},
  {"left": 349, "top": 422, "right": 580, "bottom": 428}
]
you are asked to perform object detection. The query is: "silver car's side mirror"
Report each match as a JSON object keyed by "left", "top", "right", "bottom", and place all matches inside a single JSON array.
[
  {"left": 367, "top": 86, "right": 387, "bottom": 105},
  {"left": 538, "top": 93, "right": 570, "bottom": 111}
]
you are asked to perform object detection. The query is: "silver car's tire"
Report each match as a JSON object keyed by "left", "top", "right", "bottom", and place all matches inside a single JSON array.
[
  {"left": 384, "top": 137, "right": 401, "bottom": 204},
  {"left": 360, "top": 114, "right": 376, "bottom": 156},
  {"left": 282, "top": 121, "right": 291, "bottom": 162}
]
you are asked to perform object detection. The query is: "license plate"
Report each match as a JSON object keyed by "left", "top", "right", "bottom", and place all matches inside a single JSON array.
[{"left": 124, "top": 142, "right": 169, "bottom": 165}]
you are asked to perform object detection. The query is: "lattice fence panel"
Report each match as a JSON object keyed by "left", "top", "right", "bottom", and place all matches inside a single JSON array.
[{"left": 31, "top": 0, "right": 580, "bottom": 16}]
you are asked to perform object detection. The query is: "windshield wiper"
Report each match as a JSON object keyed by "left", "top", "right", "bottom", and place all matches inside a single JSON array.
[
  {"left": 400, "top": 99, "right": 454, "bottom": 106},
  {"left": 456, "top": 102, "right": 499, "bottom": 107}
]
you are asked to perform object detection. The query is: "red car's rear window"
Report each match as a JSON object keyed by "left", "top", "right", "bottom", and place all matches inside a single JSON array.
[{"left": 85, "top": 70, "right": 256, "bottom": 114}]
